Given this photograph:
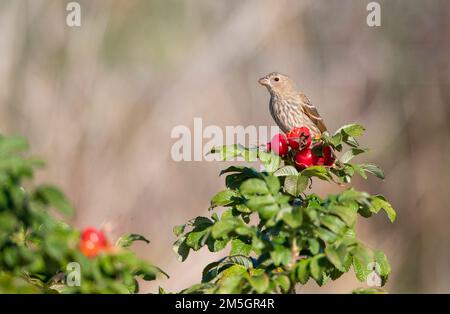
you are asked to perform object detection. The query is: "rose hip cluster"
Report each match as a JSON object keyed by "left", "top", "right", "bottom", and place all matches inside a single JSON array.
[
  {"left": 267, "top": 126, "right": 335, "bottom": 170},
  {"left": 79, "top": 227, "right": 111, "bottom": 258}
]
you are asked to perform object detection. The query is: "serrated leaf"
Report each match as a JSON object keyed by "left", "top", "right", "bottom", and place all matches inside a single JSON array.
[
  {"left": 296, "top": 259, "right": 310, "bottom": 284},
  {"left": 248, "top": 273, "right": 269, "bottom": 293},
  {"left": 230, "top": 238, "right": 252, "bottom": 256},
  {"left": 270, "top": 246, "right": 292, "bottom": 266},
  {"left": 284, "top": 175, "right": 309, "bottom": 196},
  {"left": 219, "top": 256, "right": 253, "bottom": 270},
  {"left": 274, "top": 166, "right": 298, "bottom": 177},
  {"left": 374, "top": 250, "right": 391, "bottom": 278},
  {"left": 325, "top": 244, "right": 347, "bottom": 271},
  {"left": 370, "top": 195, "right": 396, "bottom": 222},
  {"left": 315, "top": 227, "right": 338, "bottom": 243},
  {"left": 310, "top": 254, "right": 325, "bottom": 284},
  {"left": 320, "top": 215, "right": 346, "bottom": 234},
  {"left": 352, "top": 245, "right": 374, "bottom": 282}
]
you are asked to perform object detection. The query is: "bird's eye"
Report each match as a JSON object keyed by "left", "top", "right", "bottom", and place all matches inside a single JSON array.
[{"left": 274, "top": 77, "right": 280, "bottom": 82}]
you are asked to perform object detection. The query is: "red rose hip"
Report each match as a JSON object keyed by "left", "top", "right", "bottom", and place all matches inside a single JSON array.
[
  {"left": 270, "top": 134, "right": 289, "bottom": 156},
  {"left": 322, "top": 145, "right": 335, "bottom": 166},
  {"left": 80, "top": 227, "right": 107, "bottom": 257},
  {"left": 295, "top": 148, "right": 314, "bottom": 170},
  {"left": 287, "top": 127, "right": 311, "bottom": 150}
]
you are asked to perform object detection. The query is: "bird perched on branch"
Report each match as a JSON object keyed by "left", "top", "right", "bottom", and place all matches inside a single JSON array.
[{"left": 259, "top": 72, "right": 327, "bottom": 139}]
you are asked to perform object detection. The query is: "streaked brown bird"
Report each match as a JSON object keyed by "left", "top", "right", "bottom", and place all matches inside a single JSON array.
[{"left": 259, "top": 72, "right": 327, "bottom": 138}]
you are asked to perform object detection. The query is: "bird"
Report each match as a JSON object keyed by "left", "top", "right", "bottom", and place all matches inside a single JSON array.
[{"left": 258, "top": 72, "right": 327, "bottom": 139}]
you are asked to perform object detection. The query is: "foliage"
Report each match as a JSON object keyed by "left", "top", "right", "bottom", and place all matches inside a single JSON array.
[
  {"left": 174, "top": 124, "right": 395, "bottom": 293},
  {"left": 0, "top": 135, "right": 165, "bottom": 293}
]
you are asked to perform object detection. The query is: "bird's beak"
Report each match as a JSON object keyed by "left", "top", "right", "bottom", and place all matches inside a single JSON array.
[{"left": 258, "top": 76, "right": 270, "bottom": 86}]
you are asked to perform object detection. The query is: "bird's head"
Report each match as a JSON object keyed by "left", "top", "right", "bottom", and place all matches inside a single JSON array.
[{"left": 258, "top": 72, "right": 296, "bottom": 96}]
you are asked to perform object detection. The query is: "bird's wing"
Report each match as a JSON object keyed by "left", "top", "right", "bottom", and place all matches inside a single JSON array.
[{"left": 299, "top": 93, "right": 327, "bottom": 133}]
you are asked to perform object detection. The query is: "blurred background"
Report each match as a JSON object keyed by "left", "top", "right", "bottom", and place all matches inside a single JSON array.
[{"left": 0, "top": 0, "right": 449, "bottom": 293}]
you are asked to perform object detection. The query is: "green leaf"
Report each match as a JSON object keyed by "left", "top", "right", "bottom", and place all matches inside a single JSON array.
[
  {"left": 220, "top": 255, "right": 254, "bottom": 270},
  {"left": 264, "top": 175, "right": 280, "bottom": 195},
  {"left": 210, "top": 189, "right": 240, "bottom": 208},
  {"left": 173, "top": 237, "right": 190, "bottom": 262},
  {"left": 230, "top": 239, "right": 252, "bottom": 256},
  {"left": 328, "top": 204, "right": 357, "bottom": 227},
  {"left": 245, "top": 195, "right": 275, "bottom": 210},
  {"left": 274, "top": 166, "right": 298, "bottom": 177},
  {"left": 211, "top": 144, "right": 243, "bottom": 161},
  {"left": 340, "top": 148, "right": 368, "bottom": 163},
  {"left": 281, "top": 206, "right": 303, "bottom": 229},
  {"left": 309, "top": 254, "right": 326, "bottom": 284},
  {"left": 270, "top": 246, "right": 292, "bottom": 266},
  {"left": 207, "top": 238, "right": 229, "bottom": 252},
  {"left": 274, "top": 275, "right": 291, "bottom": 293},
  {"left": 255, "top": 203, "right": 279, "bottom": 220},
  {"left": 284, "top": 175, "right": 309, "bottom": 196},
  {"left": 321, "top": 131, "right": 342, "bottom": 148},
  {"left": 33, "top": 185, "right": 74, "bottom": 216},
  {"left": 186, "top": 229, "right": 210, "bottom": 250},
  {"left": 359, "top": 163, "right": 385, "bottom": 180},
  {"left": 217, "top": 265, "right": 247, "bottom": 293},
  {"left": 211, "top": 219, "right": 236, "bottom": 239},
  {"left": 239, "top": 179, "right": 269, "bottom": 196},
  {"left": 352, "top": 245, "right": 374, "bottom": 282},
  {"left": 296, "top": 258, "right": 310, "bottom": 284},
  {"left": 116, "top": 233, "right": 150, "bottom": 248},
  {"left": 301, "top": 166, "right": 332, "bottom": 181},
  {"left": 308, "top": 238, "right": 320, "bottom": 255},
  {"left": 258, "top": 151, "right": 282, "bottom": 172},
  {"left": 242, "top": 147, "right": 258, "bottom": 162},
  {"left": 315, "top": 227, "right": 338, "bottom": 243},
  {"left": 370, "top": 195, "right": 396, "bottom": 222},
  {"left": 173, "top": 224, "right": 186, "bottom": 237},
  {"left": 248, "top": 274, "right": 269, "bottom": 293},
  {"left": 325, "top": 244, "right": 347, "bottom": 271},
  {"left": 336, "top": 124, "right": 365, "bottom": 138},
  {"left": 374, "top": 250, "right": 391, "bottom": 279},
  {"left": 320, "top": 215, "right": 346, "bottom": 235}
]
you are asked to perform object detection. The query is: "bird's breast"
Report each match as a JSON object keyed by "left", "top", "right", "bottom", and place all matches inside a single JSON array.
[{"left": 269, "top": 98, "right": 320, "bottom": 136}]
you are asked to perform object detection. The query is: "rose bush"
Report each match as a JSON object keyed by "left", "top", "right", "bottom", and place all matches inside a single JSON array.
[{"left": 174, "top": 123, "right": 395, "bottom": 294}]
